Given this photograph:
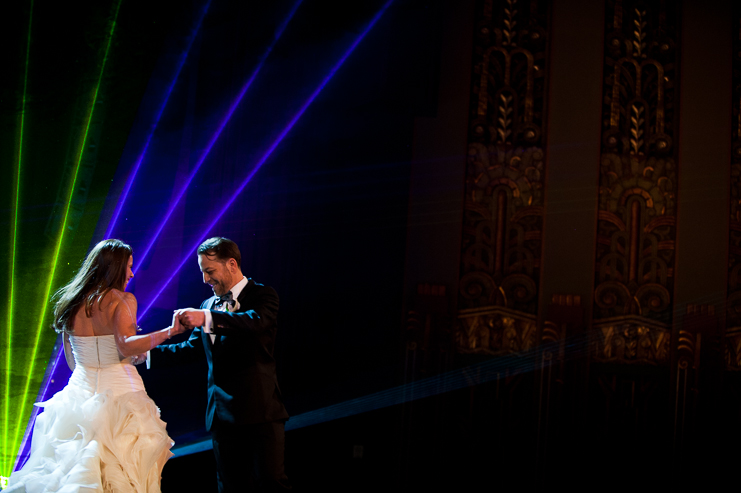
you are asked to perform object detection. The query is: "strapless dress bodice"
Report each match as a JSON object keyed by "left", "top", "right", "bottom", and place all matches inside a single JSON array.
[
  {"left": 70, "top": 334, "right": 128, "bottom": 366},
  {"left": 68, "top": 334, "right": 146, "bottom": 396}
]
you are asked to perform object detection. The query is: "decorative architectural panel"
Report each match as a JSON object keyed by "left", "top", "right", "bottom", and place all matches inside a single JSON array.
[
  {"left": 457, "top": 307, "right": 537, "bottom": 355},
  {"left": 458, "top": 0, "right": 549, "bottom": 350},
  {"left": 592, "top": 317, "right": 670, "bottom": 365},
  {"left": 593, "top": 0, "right": 680, "bottom": 331}
]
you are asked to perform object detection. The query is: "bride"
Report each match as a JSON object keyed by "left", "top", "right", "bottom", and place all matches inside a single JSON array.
[{"left": 6, "top": 239, "right": 186, "bottom": 492}]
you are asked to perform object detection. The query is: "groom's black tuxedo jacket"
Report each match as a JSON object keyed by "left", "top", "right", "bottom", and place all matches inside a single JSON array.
[{"left": 152, "top": 279, "right": 289, "bottom": 429}]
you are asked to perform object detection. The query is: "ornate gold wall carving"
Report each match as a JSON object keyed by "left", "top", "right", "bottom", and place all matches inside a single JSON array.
[
  {"left": 593, "top": 0, "right": 679, "bottom": 338},
  {"left": 592, "top": 316, "right": 670, "bottom": 365},
  {"left": 456, "top": 306, "right": 537, "bottom": 355},
  {"left": 458, "top": 0, "right": 549, "bottom": 353},
  {"left": 459, "top": 0, "right": 549, "bottom": 340}
]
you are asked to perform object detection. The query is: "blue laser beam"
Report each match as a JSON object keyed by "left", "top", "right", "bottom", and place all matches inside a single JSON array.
[
  {"left": 170, "top": 332, "right": 594, "bottom": 457},
  {"left": 104, "top": 0, "right": 212, "bottom": 240},
  {"left": 286, "top": 335, "right": 592, "bottom": 431},
  {"left": 132, "top": 0, "right": 305, "bottom": 274},
  {"left": 138, "top": 0, "right": 396, "bottom": 321}
]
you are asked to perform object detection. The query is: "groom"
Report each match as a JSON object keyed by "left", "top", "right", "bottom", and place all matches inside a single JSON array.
[{"left": 151, "top": 237, "right": 290, "bottom": 492}]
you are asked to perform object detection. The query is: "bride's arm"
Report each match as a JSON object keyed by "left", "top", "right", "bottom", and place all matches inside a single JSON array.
[{"left": 111, "top": 290, "right": 186, "bottom": 357}]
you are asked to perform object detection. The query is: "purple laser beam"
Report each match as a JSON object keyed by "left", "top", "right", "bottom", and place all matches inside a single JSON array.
[
  {"left": 16, "top": 3, "right": 302, "bottom": 458},
  {"left": 13, "top": 336, "right": 68, "bottom": 471},
  {"left": 17, "top": 0, "right": 215, "bottom": 465},
  {"left": 138, "top": 0, "right": 396, "bottom": 321},
  {"left": 105, "top": 0, "right": 212, "bottom": 239},
  {"left": 13, "top": 2, "right": 304, "bottom": 465},
  {"left": 132, "top": 0, "right": 304, "bottom": 274}
]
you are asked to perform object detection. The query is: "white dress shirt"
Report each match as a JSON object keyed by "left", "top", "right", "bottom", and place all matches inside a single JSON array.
[
  {"left": 203, "top": 276, "right": 248, "bottom": 343},
  {"left": 146, "top": 276, "right": 249, "bottom": 368}
]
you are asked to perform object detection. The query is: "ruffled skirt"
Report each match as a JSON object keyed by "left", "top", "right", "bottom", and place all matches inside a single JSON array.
[{"left": 6, "top": 384, "right": 173, "bottom": 493}]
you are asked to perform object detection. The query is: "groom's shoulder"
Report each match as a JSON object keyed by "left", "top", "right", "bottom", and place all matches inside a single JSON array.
[{"left": 244, "top": 279, "right": 278, "bottom": 300}]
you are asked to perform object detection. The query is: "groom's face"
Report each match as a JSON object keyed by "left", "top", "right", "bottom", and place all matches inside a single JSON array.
[{"left": 198, "top": 254, "right": 237, "bottom": 296}]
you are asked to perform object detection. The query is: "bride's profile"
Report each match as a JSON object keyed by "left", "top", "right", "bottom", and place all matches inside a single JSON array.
[{"left": 6, "top": 239, "right": 186, "bottom": 492}]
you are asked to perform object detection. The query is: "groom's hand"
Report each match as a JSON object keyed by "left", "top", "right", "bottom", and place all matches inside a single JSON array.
[{"left": 176, "top": 308, "right": 206, "bottom": 328}]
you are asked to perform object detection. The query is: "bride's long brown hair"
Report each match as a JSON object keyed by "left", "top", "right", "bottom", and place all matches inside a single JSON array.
[{"left": 52, "top": 239, "right": 133, "bottom": 333}]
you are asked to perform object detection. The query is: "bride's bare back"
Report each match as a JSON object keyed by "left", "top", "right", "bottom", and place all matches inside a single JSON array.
[
  {"left": 69, "top": 287, "right": 182, "bottom": 358},
  {"left": 71, "top": 289, "right": 135, "bottom": 337}
]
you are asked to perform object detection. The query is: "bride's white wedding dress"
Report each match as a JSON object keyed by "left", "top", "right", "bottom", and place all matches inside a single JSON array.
[{"left": 6, "top": 335, "right": 173, "bottom": 492}]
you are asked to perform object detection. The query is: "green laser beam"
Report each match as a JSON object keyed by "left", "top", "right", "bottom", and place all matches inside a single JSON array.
[
  {"left": 3, "top": 0, "right": 34, "bottom": 478},
  {"left": 9, "top": 0, "right": 123, "bottom": 469}
]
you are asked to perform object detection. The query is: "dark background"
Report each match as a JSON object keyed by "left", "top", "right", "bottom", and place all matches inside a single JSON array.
[{"left": 3, "top": 0, "right": 741, "bottom": 491}]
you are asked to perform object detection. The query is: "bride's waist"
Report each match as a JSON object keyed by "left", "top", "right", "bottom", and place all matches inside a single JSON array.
[{"left": 69, "top": 363, "right": 146, "bottom": 395}]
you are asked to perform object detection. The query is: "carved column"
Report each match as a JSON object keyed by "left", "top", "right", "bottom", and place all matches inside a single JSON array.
[
  {"left": 587, "top": 0, "right": 681, "bottom": 467},
  {"left": 457, "top": 0, "right": 550, "bottom": 357},
  {"left": 594, "top": 0, "right": 679, "bottom": 332}
]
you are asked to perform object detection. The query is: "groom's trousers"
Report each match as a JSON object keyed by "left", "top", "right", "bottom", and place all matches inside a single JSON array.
[{"left": 211, "top": 417, "right": 291, "bottom": 493}]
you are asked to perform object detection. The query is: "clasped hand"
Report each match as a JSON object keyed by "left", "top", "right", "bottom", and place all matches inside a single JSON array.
[
  {"left": 173, "top": 308, "right": 205, "bottom": 329},
  {"left": 131, "top": 311, "right": 191, "bottom": 365}
]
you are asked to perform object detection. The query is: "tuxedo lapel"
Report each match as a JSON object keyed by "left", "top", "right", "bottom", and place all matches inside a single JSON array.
[{"left": 237, "top": 278, "right": 257, "bottom": 306}]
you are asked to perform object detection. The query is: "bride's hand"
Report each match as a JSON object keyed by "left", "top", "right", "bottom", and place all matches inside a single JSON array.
[
  {"left": 169, "top": 310, "right": 187, "bottom": 337},
  {"left": 131, "top": 354, "right": 147, "bottom": 365}
]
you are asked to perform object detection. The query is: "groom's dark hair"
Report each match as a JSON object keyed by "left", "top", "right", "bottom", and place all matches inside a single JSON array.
[{"left": 198, "top": 237, "right": 241, "bottom": 268}]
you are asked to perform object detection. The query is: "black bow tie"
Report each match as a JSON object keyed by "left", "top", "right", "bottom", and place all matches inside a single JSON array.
[{"left": 214, "top": 292, "right": 236, "bottom": 309}]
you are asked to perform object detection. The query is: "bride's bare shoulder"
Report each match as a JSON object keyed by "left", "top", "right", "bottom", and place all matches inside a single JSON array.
[
  {"left": 100, "top": 289, "right": 137, "bottom": 312},
  {"left": 110, "top": 288, "right": 136, "bottom": 304}
]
